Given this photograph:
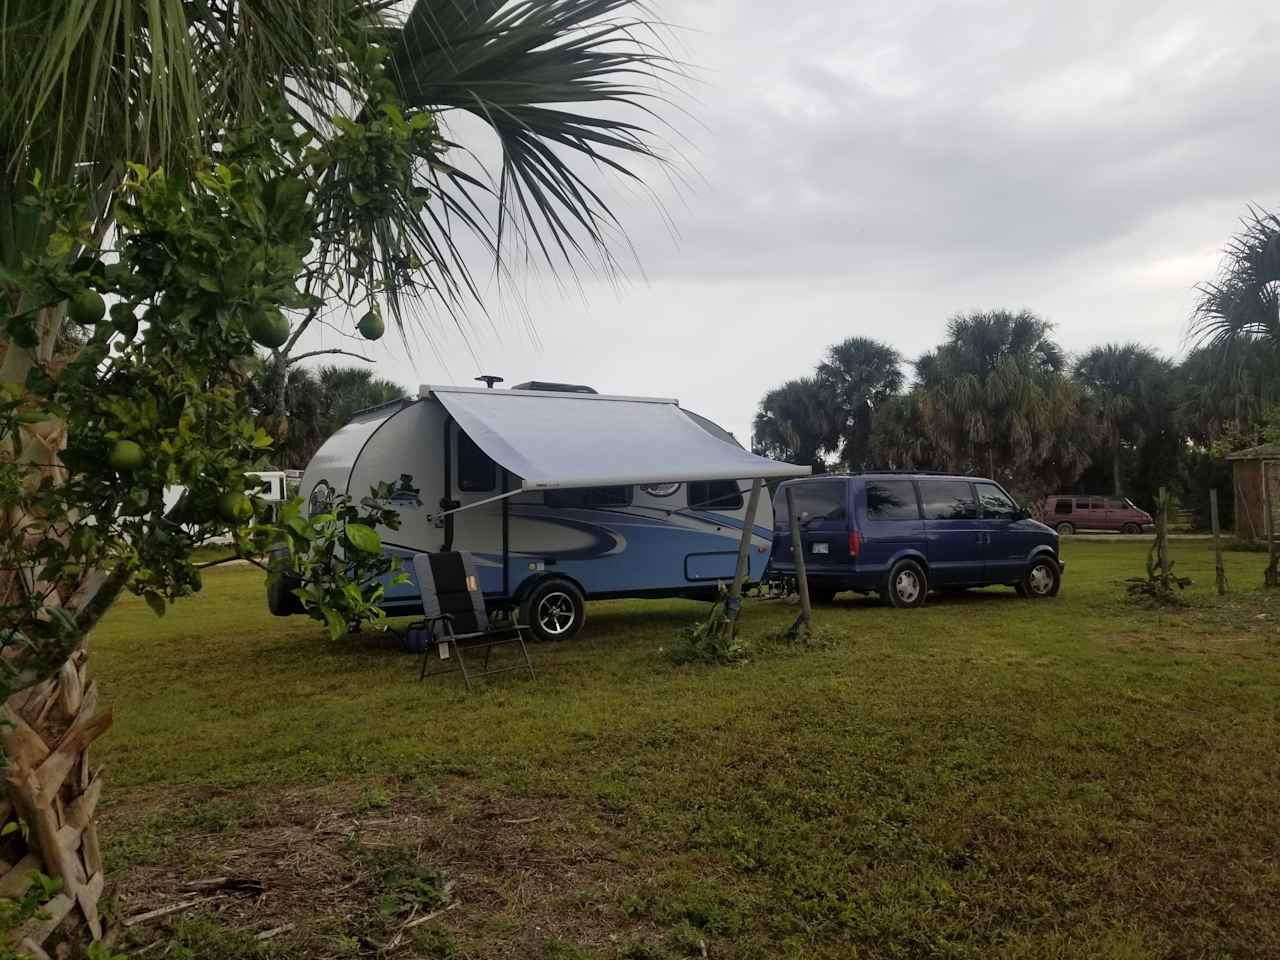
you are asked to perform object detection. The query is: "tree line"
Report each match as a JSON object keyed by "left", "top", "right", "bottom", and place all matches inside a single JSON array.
[{"left": 752, "top": 213, "right": 1280, "bottom": 528}]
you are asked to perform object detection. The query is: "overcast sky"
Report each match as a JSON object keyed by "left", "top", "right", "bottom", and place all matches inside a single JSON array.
[{"left": 297, "top": 0, "right": 1280, "bottom": 445}]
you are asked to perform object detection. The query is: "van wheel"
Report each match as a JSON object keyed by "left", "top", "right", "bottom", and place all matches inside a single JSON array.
[
  {"left": 1121, "top": 522, "right": 1141, "bottom": 535},
  {"left": 520, "top": 578, "right": 585, "bottom": 642},
  {"left": 882, "top": 560, "right": 928, "bottom": 609},
  {"left": 1017, "top": 558, "right": 1061, "bottom": 599},
  {"left": 1056, "top": 522, "right": 1074, "bottom": 536}
]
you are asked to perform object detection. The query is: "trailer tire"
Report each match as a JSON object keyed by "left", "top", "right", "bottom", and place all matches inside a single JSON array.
[{"left": 520, "top": 578, "right": 585, "bottom": 642}]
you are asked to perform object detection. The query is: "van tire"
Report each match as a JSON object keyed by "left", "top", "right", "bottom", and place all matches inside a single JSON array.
[
  {"left": 520, "top": 578, "right": 585, "bottom": 643},
  {"left": 882, "top": 559, "right": 928, "bottom": 609},
  {"left": 1121, "top": 522, "right": 1141, "bottom": 535},
  {"left": 1056, "top": 522, "right": 1074, "bottom": 536},
  {"left": 1017, "top": 557, "right": 1061, "bottom": 599}
]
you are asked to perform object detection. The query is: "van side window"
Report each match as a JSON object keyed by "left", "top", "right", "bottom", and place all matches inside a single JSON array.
[
  {"left": 774, "top": 481, "right": 847, "bottom": 526},
  {"left": 458, "top": 431, "right": 496, "bottom": 492},
  {"left": 546, "top": 486, "right": 632, "bottom": 509},
  {"left": 918, "top": 479, "right": 978, "bottom": 520},
  {"left": 1106, "top": 498, "right": 1127, "bottom": 510},
  {"left": 1054, "top": 498, "right": 1073, "bottom": 515},
  {"left": 976, "top": 483, "right": 1018, "bottom": 520},
  {"left": 1075, "top": 498, "right": 1091, "bottom": 510},
  {"left": 865, "top": 480, "right": 920, "bottom": 521},
  {"left": 688, "top": 480, "right": 744, "bottom": 511}
]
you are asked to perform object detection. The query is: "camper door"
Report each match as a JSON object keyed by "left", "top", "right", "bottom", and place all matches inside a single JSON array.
[{"left": 448, "top": 423, "right": 507, "bottom": 594}]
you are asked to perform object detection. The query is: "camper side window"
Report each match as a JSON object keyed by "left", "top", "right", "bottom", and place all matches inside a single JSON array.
[
  {"left": 687, "top": 480, "right": 744, "bottom": 511},
  {"left": 458, "top": 432, "right": 496, "bottom": 492},
  {"left": 546, "top": 486, "right": 633, "bottom": 509}
]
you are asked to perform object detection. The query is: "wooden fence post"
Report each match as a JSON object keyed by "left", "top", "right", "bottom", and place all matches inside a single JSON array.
[
  {"left": 1210, "top": 489, "right": 1226, "bottom": 596},
  {"left": 785, "top": 485, "right": 813, "bottom": 638},
  {"left": 1157, "top": 487, "right": 1171, "bottom": 589},
  {"left": 1267, "top": 463, "right": 1280, "bottom": 588},
  {"left": 726, "top": 478, "right": 764, "bottom": 622}
]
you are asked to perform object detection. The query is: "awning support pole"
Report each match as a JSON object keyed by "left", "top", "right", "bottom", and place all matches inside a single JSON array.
[
  {"left": 726, "top": 478, "right": 764, "bottom": 622},
  {"left": 785, "top": 484, "right": 813, "bottom": 637},
  {"left": 431, "top": 488, "right": 522, "bottom": 521}
]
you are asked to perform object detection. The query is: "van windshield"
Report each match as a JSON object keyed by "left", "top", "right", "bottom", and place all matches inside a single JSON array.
[{"left": 774, "top": 481, "right": 847, "bottom": 528}]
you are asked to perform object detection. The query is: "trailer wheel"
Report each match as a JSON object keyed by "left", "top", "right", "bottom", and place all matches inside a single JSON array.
[{"left": 521, "top": 578, "right": 585, "bottom": 642}]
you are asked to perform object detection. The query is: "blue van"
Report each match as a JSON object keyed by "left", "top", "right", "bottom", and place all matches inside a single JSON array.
[{"left": 769, "top": 473, "right": 1063, "bottom": 607}]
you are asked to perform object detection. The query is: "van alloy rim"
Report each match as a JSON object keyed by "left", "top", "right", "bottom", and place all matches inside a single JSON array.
[
  {"left": 895, "top": 570, "right": 921, "bottom": 603},
  {"left": 537, "top": 592, "right": 576, "bottom": 635},
  {"left": 1029, "top": 564, "right": 1054, "bottom": 594}
]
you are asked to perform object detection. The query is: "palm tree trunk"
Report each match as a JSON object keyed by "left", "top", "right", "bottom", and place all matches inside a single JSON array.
[
  {"left": 1, "top": 647, "right": 113, "bottom": 954},
  {"left": 0, "top": 313, "right": 116, "bottom": 952}
]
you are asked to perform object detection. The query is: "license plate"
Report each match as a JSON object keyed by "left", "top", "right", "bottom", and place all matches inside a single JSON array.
[{"left": 812, "top": 543, "right": 829, "bottom": 555}]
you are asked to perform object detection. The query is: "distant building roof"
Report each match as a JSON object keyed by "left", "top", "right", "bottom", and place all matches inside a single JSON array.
[{"left": 1225, "top": 442, "right": 1280, "bottom": 461}]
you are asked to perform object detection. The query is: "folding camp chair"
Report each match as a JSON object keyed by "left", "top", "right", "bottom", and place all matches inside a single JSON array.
[{"left": 411, "top": 551, "right": 535, "bottom": 689}]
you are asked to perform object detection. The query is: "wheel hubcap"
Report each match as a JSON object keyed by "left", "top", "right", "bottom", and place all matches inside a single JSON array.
[
  {"left": 536, "top": 592, "right": 575, "bottom": 635},
  {"left": 1029, "top": 564, "right": 1053, "bottom": 595},
  {"left": 895, "top": 571, "right": 921, "bottom": 603}
]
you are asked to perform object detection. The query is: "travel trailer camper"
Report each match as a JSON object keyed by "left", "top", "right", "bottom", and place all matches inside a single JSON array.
[{"left": 269, "top": 382, "right": 809, "bottom": 641}]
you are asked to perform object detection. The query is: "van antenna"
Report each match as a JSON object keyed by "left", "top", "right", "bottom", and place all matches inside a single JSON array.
[{"left": 475, "top": 375, "right": 504, "bottom": 389}]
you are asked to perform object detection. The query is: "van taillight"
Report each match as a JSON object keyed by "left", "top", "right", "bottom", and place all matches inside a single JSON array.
[{"left": 849, "top": 531, "right": 861, "bottom": 557}]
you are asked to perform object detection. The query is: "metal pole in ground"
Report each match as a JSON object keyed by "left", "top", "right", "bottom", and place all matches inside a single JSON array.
[
  {"left": 726, "top": 478, "right": 764, "bottom": 623},
  {"left": 1210, "top": 488, "right": 1226, "bottom": 596},
  {"left": 785, "top": 484, "right": 813, "bottom": 637}
]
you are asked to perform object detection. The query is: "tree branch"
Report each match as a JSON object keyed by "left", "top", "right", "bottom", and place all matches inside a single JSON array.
[{"left": 286, "top": 349, "right": 373, "bottom": 365}]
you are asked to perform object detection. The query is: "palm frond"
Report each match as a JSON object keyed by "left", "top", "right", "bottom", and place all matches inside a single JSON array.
[{"left": 389, "top": 0, "right": 680, "bottom": 286}]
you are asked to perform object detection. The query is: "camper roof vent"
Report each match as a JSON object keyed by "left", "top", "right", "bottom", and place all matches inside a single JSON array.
[{"left": 511, "top": 380, "right": 598, "bottom": 394}]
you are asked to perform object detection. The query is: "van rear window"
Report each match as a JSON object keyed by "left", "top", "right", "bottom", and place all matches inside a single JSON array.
[
  {"left": 865, "top": 480, "right": 920, "bottom": 521},
  {"left": 774, "top": 481, "right": 847, "bottom": 527},
  {"left": 1054, "top": 498, "right": 1073, "bottom": 515}
]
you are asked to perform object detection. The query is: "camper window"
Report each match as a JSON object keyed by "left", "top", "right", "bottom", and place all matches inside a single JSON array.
[
  {"left": 687, "top": 480, "right": 744, "bottom": 511},
  {"left": 546, "top": 486, "right": 633, "bottom": 509},
  {"left": 458, "top": 432, "right": 497, "bottom": 492}
]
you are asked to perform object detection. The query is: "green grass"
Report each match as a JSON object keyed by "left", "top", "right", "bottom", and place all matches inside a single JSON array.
[{"left": 92, "top": 541, "right": 1280, "bottom": 959}]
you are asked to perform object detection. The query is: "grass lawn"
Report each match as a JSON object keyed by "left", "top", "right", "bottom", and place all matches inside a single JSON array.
[{"left": 92, "top": 540, "right": 1280, "bottom": 959}]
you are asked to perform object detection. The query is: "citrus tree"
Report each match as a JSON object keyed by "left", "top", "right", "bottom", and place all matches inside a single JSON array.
[{"left": 0, "top": 0, "right": 673, "bottom": 951}]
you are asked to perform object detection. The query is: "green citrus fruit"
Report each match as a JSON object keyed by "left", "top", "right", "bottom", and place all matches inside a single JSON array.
[
  {"left": 357, "top": 308, "right": 384, "bottom": 341},
  {"left": 246, "top": 307, "right": 290, "bottom": 349},
  {"left": 108, "top": 439, "right": 145, "bottom": 471},
  {"left": 68, "top": 290, "right": 106, "bottom": 326},
  {"left": 217, "top": 491, "right": 254, "bottom": 524}
]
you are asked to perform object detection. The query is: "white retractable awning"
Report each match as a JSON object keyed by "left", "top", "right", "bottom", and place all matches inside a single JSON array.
[{"left": 423, "top": 385, "right": 811, "bottom": 490}]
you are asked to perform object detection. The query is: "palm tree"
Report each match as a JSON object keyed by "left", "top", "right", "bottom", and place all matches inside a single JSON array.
[
  {"left": 1190, "top": 207, "right": 1280, "bottom": 353},
  {"left": 752, "top": 378, "right": 837, "bottom": 472},
  {"left": 914, "top": 310, "right": 1091, "bottom": 491},
  {"left": 0, "top": 1, "right": 674, "bottom": 946},
  {"left": 1073, "top": 344, "right": 1174, "bottom": 495},
  {"left": 816, "top": 337, "right": 903, "bottom": 470}
]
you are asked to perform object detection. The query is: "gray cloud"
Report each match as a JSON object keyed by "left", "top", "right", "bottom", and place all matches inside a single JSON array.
[{"left": 296, "top": 0, "right": 1280, "bottom": 446}]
